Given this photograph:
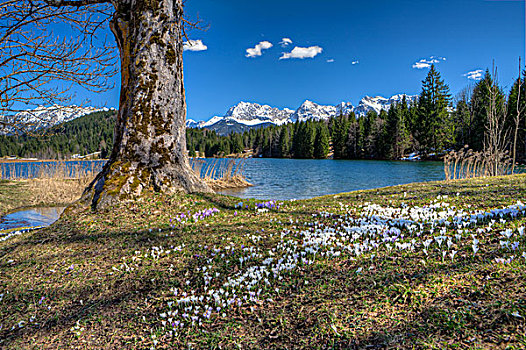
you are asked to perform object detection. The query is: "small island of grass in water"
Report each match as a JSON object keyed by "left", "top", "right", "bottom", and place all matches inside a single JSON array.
[{"left": 0, "top": 174, "right": 525, "bottom": 348}]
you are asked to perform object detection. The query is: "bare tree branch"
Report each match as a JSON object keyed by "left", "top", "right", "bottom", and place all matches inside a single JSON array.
[
  {"left": 44, "top": 0, "right": 110, "bottom": 7},
  {"left": 0, "top": 0, "right": 206, "bottom": 137},
  {"left": 0, "top": 0, "right": 117, "bottom": 134}
]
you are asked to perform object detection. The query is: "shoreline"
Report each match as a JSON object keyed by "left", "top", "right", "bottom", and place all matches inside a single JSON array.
[
  {"left": 0, "top": 157, "right": 444, "bottom": 163},
  {"left": 0, "top": 158, "right": 108, "bottom": 163}
]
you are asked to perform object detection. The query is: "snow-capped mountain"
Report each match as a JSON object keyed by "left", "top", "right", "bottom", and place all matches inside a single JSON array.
[
  {"left": 185, "top": 119, "right": 200, "bottom": 128},
  {"left": 199, "top": 116, "right": 223, "bottom": 128},
  {"left": 291, "top": 100, "right": 336, "bottom": 123},
  {"left": 290, "top": 100, "right": 359, "bottom": 123},
  {"left": 1, "top": 105, "right": 113, "bottom": 134},
  {"left": 224, "top": 102, "right": 293, "bottom": 126},
  {"left": 186, "top": 102, "right": 295, "bottom": 134},
  {"left": 188, "top": 94, "right": 417, "bottom": 135},
  {"left": 336, "top": 102, "right": 354, "bottom": 117},
  {"left": 353, "top": 95, "right": 418, "bottom": 116}
]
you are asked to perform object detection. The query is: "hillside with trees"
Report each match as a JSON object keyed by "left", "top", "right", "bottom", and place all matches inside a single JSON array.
[
  {"left": 1, "top": 65, "right": 525, "bottom": 164},
  {"left": 0, "top": 110, "right": 115, "bottom": 159}
]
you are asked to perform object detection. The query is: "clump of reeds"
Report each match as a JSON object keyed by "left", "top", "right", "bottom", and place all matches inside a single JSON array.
[
  {"left": 2, "top": 161, "right": 100, "bottom": 207},
  {"left": 191, "top": 158, "right": 252, "bottom": 190},
  {"left": 444, "top": 146, "right": 513, "bottom": 180},
  {"left": 30, "top": 161, "right": 99, "bottom": 189}
]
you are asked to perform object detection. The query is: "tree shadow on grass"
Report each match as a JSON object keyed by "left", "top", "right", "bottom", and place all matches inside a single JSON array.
[
  {"left": 238, "top": 247, "right": 525, "bottom": 349},
  {"left": 0, "top": 217, "right": 266, "bottom": 347},
  {"left": 0, "top": 204, "right": 287, "bottom": 346},
  {"left": 1, "top": 224, "right": 524, "bottom": 348},
  {"left": 1, "top": 179, "right": 525, "bottom": 348}
]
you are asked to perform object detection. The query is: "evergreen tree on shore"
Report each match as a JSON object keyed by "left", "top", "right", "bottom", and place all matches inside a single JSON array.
[
  {"left": 278, "top": 127, "right": 291, "bottom": 158},
  {"left": 415, "top": 65, "right": 453, "bottom": 153},
  {"left": 469, "top": 70, "right": 493, "bottom": 151},
  {"left": 293, "top": 121, "right": 315, "bottom": 158},
  {"left": 332, "top": 114, "right": 350, "bottom": 159},
  {"left": 507, "top": 70, "right": 526, "bottom": 163},
  {"left": 314, "top": 123, "right": 330, "bottom": 159}
]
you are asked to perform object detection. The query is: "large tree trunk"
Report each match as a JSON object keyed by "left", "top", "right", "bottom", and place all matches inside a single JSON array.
[{"left": 82, "top": 0, "right": 211, "bottom": 210}]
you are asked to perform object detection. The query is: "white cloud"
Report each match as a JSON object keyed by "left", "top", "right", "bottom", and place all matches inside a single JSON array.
[
  {"left": 413, "top": 61, "right": 432, "bottom": 69},
  {"left": 279, "top": 38, "right": 293, "bottom": 47},
  {"left": 351, "top": 60, "right": 359, "bottom": 65},
  {"left": 412, "top": 56, "right": 446, "bottom": 69},
  {"left": 326, "top": 59, "right": 335, "bottom": 63},
  {"left": 183, "top": 40, "right": 208, "bottom": 52},
  {"left": 280, "top": 46, "right": 323, "bottom": 60},
  {"left": 245, "top": 41, "right": 273, "bottom": 58},
  {"left": 463, "top": 69, "right": 484, "bottom": 81}
]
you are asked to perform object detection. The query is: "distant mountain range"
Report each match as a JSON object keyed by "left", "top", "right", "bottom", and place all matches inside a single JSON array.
[
  {"left": 0, "top": 105, "right": 114, "bottom": 135},
  {"left": 1, "top": 94, "right": 417, "bottom": 136},
  {"left": 187, "top": 94, "right": 417, "bottom": 135}
]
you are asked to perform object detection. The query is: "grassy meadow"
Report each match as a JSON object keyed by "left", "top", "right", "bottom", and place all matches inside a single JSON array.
[{"left": 0, "top": 175, "right": 525, "bottom": 349}]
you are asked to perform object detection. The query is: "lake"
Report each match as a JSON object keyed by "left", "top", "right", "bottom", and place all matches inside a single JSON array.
[
  {"left": 1, "top": 158, "right": 445, "bottom": 201},
  {"left": 202, "top": 158, "right": 445, "bottom": 200},
  {"left": 0, "top": 206, "right": 65, "bottom": 231}
]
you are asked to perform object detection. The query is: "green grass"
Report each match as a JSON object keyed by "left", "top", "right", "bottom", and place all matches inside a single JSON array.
[
  {"left": 0, "top": 175, "right": 525, "bottom": 349},
  {"left": 0, "top": 180, "right": 31, "bottom": 217}
]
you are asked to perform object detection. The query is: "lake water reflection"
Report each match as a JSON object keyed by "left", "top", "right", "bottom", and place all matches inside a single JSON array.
[
  {"left": 217, "top": 158, "right": 445, "bottom": 200},
  {"left": 0, "top": 158, "right": 445, "bottom": 201},
  {"left": 0, "top": 207, "right": 65, "bottom": 230}
]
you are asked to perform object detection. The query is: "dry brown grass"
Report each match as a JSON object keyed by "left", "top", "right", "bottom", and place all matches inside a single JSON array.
[
  {"left": 0, "top": 161, "right": 98, "bottom": 215},
  {"left": 206, "top": 174, "right": 252, "bottom": 190},
  {"left": 0, "top": 178, "right": 90, "bottom": 217},
  {"left": 191, "top": 158, "right": 252, "bottom": 190},
  {"left": 22, "top": 178, "right": 92, "bottom": 207},
  {"left": 444, "top": 146, "right": 513, "bottom": 180},
  {"left": 0, "top": 157, "right": 253, "bottom": 216},
  {"left": 22, "top": 162, "right": 97, "bottom": 208}
]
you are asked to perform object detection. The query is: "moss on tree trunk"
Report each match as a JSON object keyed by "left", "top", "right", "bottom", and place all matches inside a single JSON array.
[{"left": 81, "top": 0, "right": 211, "bottom": 210}]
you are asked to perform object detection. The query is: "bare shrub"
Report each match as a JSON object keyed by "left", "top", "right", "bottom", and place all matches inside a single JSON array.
[
  {"left": 190, "top": 158, "right": 252, "bottom": 190},
  {"left": 0, "top": 160, "right": 99, "bottom": 208},
  {"left": 444, "top": 146, "right": 513, "bottom": 180}
]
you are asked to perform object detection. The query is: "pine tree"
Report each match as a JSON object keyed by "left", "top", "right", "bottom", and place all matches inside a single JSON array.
[
  {"left": 507, "top": 69, "right": 526, "bottom": 164},
  {"left": 453, "top": 99, "right": 472, "bottom": 148},
  {"left": 346, "top": 118, "right": 359, "bottom": 159},
  {"left": 262, "top": 128, "right": 272, "bottom": 157},
  {"left": 305, "top": 122, "right": 315, "bottom": 158},
  {"left": 469, "top": 70, "right": 493, "bottom": 151},
  {"left": 368, "top": 112, "right": 385, "bottom": 158},
  {"left": 278, "top": 127, "right": 290, "bottom": 157},
  {"left": 314, "top": 124, "right": 330, "bottom": 159},
  {"left": 291, "top": 121, "right": 302, "bottom": 157},
  {"left": 332, "top": 114, "right": 350, "bottom": 159},
  {"left": 384, "top": 103, "right": 399, "bottom": 158},
  {"left": 398, "top": 96, "right": 413, "bottom": 157},
  {"left": 416, "top": 64, "right": 453, "bottom": 153},
  {"left": 360, "top": 110, "right": 378, "bottom": 157},
  {"left": 231, "top": 134, "right": 244, "bottom": 154}
]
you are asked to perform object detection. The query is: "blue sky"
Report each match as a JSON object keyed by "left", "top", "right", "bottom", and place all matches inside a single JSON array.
[{"left": 97, "top": 0, "right": 524, "bottom": 121}]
